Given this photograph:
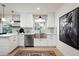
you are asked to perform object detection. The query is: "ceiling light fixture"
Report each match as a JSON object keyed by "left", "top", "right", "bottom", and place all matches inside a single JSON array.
[
  {"left": 1, "top": 4, "right": 6, "bottom": 21},
  {"left": 37, "top": 7, "right": 40, "bottom": 10},
  {"left": 35, "top": 16, "right": 45, "bottom": 22}
]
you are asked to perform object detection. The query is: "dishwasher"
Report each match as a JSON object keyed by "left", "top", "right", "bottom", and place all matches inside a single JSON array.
[{"left": 24, "top": 35, "right": 34, "bottom": 47}]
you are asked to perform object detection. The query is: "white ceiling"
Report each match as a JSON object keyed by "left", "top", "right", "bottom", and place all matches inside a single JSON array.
[{"left": 0, "top": 3, "right": 63, "bottom": 15}]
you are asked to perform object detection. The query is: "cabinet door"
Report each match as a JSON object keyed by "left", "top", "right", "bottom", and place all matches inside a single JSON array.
[
  {"left": 12, "top": 35, "right": 18, "bottom": 48},
  {"left": 9, "top": 36, "right": 15, "bottom": 51},
  {"left": 34, "top": 39, "right": 47, "bottom": 46},
  {"left": 40, "top": 39, "right": 48, "bottom": 46},
  {"left": 34, "top": 39, "right": 41, "bottom": 46},
  {"left": 47, "top": 35, "right": 56, "bottom": 46},
  {"left": 0, "top": 38, "right": 10, "bottom": 55},
  {"left": 18, "top": 34, "right": 24, "bottom": 46},
  {"left": 47, "top": 14, "right": 55, "bottom": 27},
  {"left": 9, "top": 35, "right": 18, "bottom": 52},
  {"left": 8, "top": 37, "right": 14, "bottom": 52},
  {"left": 20, "top": 13, "right": 33, "bottom": 27}
]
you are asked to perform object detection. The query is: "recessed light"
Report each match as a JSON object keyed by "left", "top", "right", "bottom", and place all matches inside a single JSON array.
[
  {"left": 37, "top": 7, "right": 40, "bottom": 10},
  {"left": 2, "top": 18, "right": 6, "bottom": 21}
]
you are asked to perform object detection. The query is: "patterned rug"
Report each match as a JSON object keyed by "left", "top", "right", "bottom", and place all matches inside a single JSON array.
[{"left": 14, "top": 50, "right": 56, "bottom": 56}]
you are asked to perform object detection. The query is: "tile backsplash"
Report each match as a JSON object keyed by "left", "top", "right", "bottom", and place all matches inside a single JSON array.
[
  {"left": 23, "top": 27, "right": 34, "bottom": 33},
  {"left": 47, "top": 27, "right": 57, "bottom": 34},
  {"left": 22, "top": 27, "right": 57, "bottom": 34}
]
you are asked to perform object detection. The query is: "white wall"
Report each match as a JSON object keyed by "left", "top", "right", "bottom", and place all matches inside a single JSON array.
[
  {"left": 55, "top": 3, "right": 79, "bottom": 56},
  {"left": 20, "top": 13, "right": 33, "bottom": 27}
]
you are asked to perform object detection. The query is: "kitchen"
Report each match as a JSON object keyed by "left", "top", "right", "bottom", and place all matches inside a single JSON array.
[
  {"left": 0, "top": 0, "right": 79, "bottom": 56},
  {"left": 0, "top": 3, "right": 58, "bottom": 55}
]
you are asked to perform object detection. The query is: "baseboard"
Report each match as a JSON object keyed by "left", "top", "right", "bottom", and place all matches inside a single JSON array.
[{"left": 34, "top": 46, "right": 56, "bottom": 48}]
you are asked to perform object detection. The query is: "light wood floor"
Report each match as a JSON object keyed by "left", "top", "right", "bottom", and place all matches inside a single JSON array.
[{"left": 9, "top": 47, "right": 63, "bottom": 56}]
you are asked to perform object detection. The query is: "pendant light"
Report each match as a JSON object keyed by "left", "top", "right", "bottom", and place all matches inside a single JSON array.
[
  {"left": 1, "top": 4, "right": 6, "bottom": 21},
  {"left": 35, "top": 16, "right": 45, "bottom": 22},
  {"left": 11, "top": 10, "right": 14, "bottom": 24}
]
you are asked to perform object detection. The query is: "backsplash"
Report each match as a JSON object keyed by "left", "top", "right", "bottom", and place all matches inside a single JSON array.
[
  {"left": 23, "top": 27, "right": 34, "bottom": 33},
  {"left": 47, "top": 27, "right": 57, "bottom": 34},
  {"left": 22, "top": 27, "right": 57, "bottom": 34}
]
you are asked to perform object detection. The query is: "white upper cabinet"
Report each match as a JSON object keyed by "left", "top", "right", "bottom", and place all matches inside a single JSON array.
[
  {"left": 20, "top": 13, "right": 33, "bottom": 27},
  {"left": 47, "top": 13, "right": 55, "bottom": 27}
]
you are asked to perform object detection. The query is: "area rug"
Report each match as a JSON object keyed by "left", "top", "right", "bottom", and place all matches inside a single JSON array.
[{"left": 14, "top": 50, "right": 56, "bottom": 56}]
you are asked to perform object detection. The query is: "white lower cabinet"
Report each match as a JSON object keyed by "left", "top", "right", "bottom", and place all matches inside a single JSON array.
[
  {"left": 0, "top": 38, "right": 9, "bottom": 55},
  {"left": 34, "top": 35, "right": 56, "bottom": 47},
  {"left": 40, "top": 39, "right": 48, "bottom": 46},
  {"left": 9, "top": 35, "right": 18, "bottom": 51},
  {"left": 47, "top": 34, "right": 56, "bottom": 46},
  {"left": 34, "top": 39, "right": 55, "bottom": 47},
  {"left": 0, "top": 34, "right": 18, "bottom": 55},
  {"left": 47, "top": 37, "right": 55, "bottom": 46},
  {"left": 18, "top": 34, "right": 24, "bottom": 46},
  {"left": 34, "top": 39, "right": 41, "bottom": 46}
]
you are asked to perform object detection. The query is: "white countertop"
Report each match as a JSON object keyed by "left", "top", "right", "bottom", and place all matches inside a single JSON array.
[
  {"left": 46, "top": 33, "right": 57, "bottom": 35},
  {"left": 0, "top": 32, "right": 35, "bottom": 37},
  {"left": 24, "top": 33, "right": 35, "bottom": 35},
  {"left": 0, "top": 32, "right": 56, "bottom": 37},
  {"left": 19, "top": 33, "right": 56, "bottom": 35},
  {"left": 0, "top": 33, "right": 16, "bottom": 37},
  {"left": 19, "top": 33, "right": 35, "bottom": 35}
]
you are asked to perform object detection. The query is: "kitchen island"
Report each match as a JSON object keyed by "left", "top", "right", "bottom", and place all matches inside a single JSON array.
[{"left": 0, "top": 33, "right": 18, "bottom": 55}]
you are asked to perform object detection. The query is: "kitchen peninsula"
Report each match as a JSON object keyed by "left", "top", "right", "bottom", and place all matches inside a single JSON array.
[{"left": 0, "top": 33, "right": 18, "bottom": 55}]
